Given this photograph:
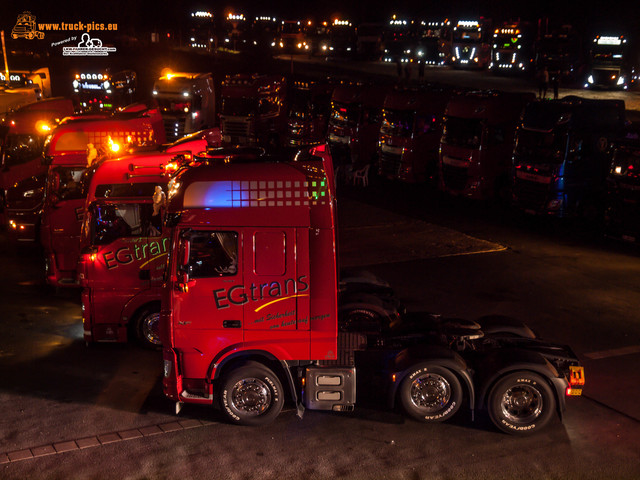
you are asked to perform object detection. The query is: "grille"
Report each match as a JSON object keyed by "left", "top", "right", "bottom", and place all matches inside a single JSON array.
[
  {"left": 441, "top": 164, "right": 468, "bottom": 191},
  {"left": 164, "top": 117, "right": 186, "bottom": 142},
  {"left": 512, "top": 178, "right": 550, "bottom": 211},
  {"left": 222, "top": 119, "right": 251, "bottom": 139},
  {"left": 379, "top": 151, "right": 402, "bottom": 177}
]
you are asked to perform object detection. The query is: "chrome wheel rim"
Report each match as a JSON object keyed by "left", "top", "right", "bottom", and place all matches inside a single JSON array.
[
  {"left": 500, "top": 385, "right": 543, "bottom": 424},
  {"left": 409, "top": 373, "right": 451, "bottom": 412},
  {"left": 142, "top": 312, "right": 162, "bottom": 346},
  {"left": 231, "top": 378, "right": 271, "bottom": 416}
]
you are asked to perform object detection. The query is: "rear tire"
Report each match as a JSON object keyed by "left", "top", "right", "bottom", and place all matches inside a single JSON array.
[
  {"left": 399, "top": 365, "right": 462, "bottom": 423},
  {"left": 488, "top": 372, "right": 555, "bottom": 435},
  {"left": 219, "top": 361, "right": 284, "bottom": 426}
]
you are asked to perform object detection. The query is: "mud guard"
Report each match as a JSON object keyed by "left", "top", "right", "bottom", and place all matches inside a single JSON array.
[
  {"left": 387, "top": 344, "right": 475, "bottom": 417},
  {"left": 474, "top": 348, "right": 568, "bottom": 419}
]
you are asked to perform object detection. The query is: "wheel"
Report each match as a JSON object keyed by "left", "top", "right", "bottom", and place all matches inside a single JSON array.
[
  {"left": 133, "top": 306, "right": 162, "bottom": 349},
  {"left": 219, "top": 361, "right": 283, "bottom": 426},
  {"left": 340, "top": 308, "right": 382, "bottom": 333},
  {"left": 399, "top": 365, "right": 462, "bottom": 423},
  {"left": 488, "top": 372, "right": 555, "bottom": 435}
]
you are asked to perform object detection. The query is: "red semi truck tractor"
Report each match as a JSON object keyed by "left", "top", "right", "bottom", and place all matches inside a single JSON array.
[
  {"left": 77, "top": 131, "right": 218, "bottom": 347},
  {"left": 160, "top": 143, "right": 585, "bottom": 434},
  {"left": 39, "top": 105, "right": 166, "bottom": 287},
  {"left": 327, "top": 82, "right": 390, "bottom": 177},
  {"left": 220, "top": 74, "right": 288, "bottom": 149},
  {"left": 439, "top": 90, "right": 534, "bottom": 200},
  {"left": 378, "top": 86, "right": 454, "bottom": 183},
  {"left": 1, "top": 97, "right": 75, "bottom": 230}
]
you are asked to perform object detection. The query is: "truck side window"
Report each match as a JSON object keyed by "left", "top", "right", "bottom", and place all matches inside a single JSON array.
[
  {"left": 187, "top": 231, "right": 238, "bottom": 278},
  {"left": 92, "top": 203, "right": 155, "bottom": 245}
]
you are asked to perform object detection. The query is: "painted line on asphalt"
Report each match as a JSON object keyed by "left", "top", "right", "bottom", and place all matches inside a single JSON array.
[
  {"left": 0, "top": 418, "right": 216, "bottom": 465},
  {"left": 584, "top": 345, "right": 640, "bottom": 360},
  {"left": 436, "top": 245, "right": 509, "bottom": 258}
]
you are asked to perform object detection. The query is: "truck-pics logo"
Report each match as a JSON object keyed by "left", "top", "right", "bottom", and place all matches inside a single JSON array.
[
  {"left": 63, "top": 33, "right": 116, "bottom": 56},
  {"left": 12, "top": 11, "right": 45, "bottom": 40}
]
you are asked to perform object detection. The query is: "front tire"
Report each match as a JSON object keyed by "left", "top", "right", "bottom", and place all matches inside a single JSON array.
[
  {"left": 219, "top": 361, "right": 283, "bottom": 426},
  {"left": 133, "top": 306, "right": 162, "bottom": 349},
  {"left": 488, "top": 372, "right": 555, "bottom": 435},
  {"left": 399, "top": 365, "right": 462, "bottom": 423}
]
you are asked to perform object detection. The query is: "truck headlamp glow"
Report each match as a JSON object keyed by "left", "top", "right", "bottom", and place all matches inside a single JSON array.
[
  {"left": 36, "top": 120, "right": 51, "bottom": 132},
  {"left": 587, "top": 75, "right": 594, "bottom": 84},
  {"left": 617, "top": 76, "right": 625, "bottom": 86}
]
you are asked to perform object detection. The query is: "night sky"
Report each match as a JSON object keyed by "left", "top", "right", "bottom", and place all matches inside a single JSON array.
[{"left": 1, "top": 0, "right": 640, "bottom": 35}]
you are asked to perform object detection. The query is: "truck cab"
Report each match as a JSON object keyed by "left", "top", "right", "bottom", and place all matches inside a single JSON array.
[
  {"left": 605, "top": 136, "right": 640, "bottom": 241},
  {"left": 1, "top": 97, "right": 75, "bottom": 231},
  {"left": 585, "top": 35, "right": 638, "bottom": 89},
  {"left": 39, "top": 106, "right": 166, "bottom": 287},
  {"left": 273, "top": 20, "right": 310, "bottom": 54},
  {"left": 490, "top": 22, "right": 536, "bottom": 74},
  {"left": 451, "top": 19, "right": 492, "bottom": 69},
  {"left": 378, "top": 86, "right": 453, "bottom": 183},
  {"left": 439, "top": 90, "right": 534, "bottom": 200},
  {"left": 512, "top": 97, "right": 626, "bottom": 217},
  {"left": 73, "top": 70, "right": 137, "bottom": 112},
  {"left": 220, "top": 74, "right": 287, "bottom": 149},
  {"left": 152, "top": 71, "right": 216, "bottom": 141},
  {"left": 286, "top": 78, "right": 334, "bottom": 148},
  {"left": 77, "top": 131, "right": 218, "bottom": 346},
  {"left": 327, "top": 82, "right": 390, "bottom": 178}
]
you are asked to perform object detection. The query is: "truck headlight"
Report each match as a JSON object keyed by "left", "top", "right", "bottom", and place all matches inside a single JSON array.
[
  {"left": 587, "top": 75, "right": 594, "bottom": 84},
  {"left": 617, "top": 76, "right": 625, "bottom": 86}
]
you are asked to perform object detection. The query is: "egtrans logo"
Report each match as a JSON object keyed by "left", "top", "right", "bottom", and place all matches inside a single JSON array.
[{"left": 11, "top": 11, "right": 45, "bottom": 40}]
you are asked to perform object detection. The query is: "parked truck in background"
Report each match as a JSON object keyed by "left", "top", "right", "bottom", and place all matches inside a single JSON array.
[
  {"left": 152, "top": 71, "right": 216, "bottom": 141},
  {"left": 37, "top": 105, "right": 165, "bottom": 287},
  {"left": 490, "top": 22, "right": 536, "bottom": 74},
  {"left": 511, "top": 96, "right": 626, "bottom": 218},
  {"left": 286, "top": 77, "right": 334, "bottom": 147},
  {"left": 73, "top": 70, "right": 137, "bottom": 112},
  {"left": 439, "top": 90, "right": 534, "bottom": 200},
  {"left": 584, "top": 35, "right": 639, "bottom": 90},
  {"left": 160, "top": 143, "right": 585, "bottom": 434},
  {"left": 378, "top": 86, "right": 454, "bottom": 183},
  {"left": 450, "top": 19, "right": 492, "bottom": 69},
  {"left": 1, "top": 97, "right": 75, "bottom": 229},
  {"left": 327, "top": 82, "right": 390, "bottom": 178},
  {"left": 220, "top": 74, "right": 287, "bottom": 149},
  {"left": 77, "top": 131, "right": 219, "bottom": 347}
]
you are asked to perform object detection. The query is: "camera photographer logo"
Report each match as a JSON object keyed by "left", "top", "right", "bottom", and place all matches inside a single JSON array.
[
  {"left": 63, "top": 33, "right": 116, "bottom": 56},
  {"left": 11, "top": 11, "right": 44, "bottom": 40}
]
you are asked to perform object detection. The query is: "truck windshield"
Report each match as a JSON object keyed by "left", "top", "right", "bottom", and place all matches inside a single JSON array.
[
  {"left": 453, "top": 29, "right": 482, "bottom": 42},
  {"left": 157, "top": 98, "right": 192, "bottom": 113},
  {"left": 90, "top": 202, "right": 159, "bottom": 245},
  {"left": 49, "top": 166, "right": 87, "bottom": 201},
  {"left": 1, "top": 134, "right": 45, "bottom": 167},
  {"left": 515, "top": 128, "right": 568, "bottom": 163},
  {"left": 591, "top": 45, "right": 624, "bottom": 64},
  {"left": 442, "top": 116, "right": 482, "bottom": 148},
  {"left": 381, "top": 109, "right": 414, "bottom": 137},
  {"left": 330, "top": 101, "right": 359, "bottom": 125},
  {"left": 221, "top": 96, "right": 258, "bottom": 116}
]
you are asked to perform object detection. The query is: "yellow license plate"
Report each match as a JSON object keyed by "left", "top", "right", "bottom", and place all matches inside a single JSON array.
[{"left": 569, "top": 365, "right": 585, "bottom": 390}]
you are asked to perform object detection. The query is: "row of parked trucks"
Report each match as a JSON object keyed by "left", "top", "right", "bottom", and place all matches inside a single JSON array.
[
  {"left": 0, "top": 95, "right": 586, "bottom": 433},
  {"left": 3, "top": 69, "right": 640, "bottom": 246}
]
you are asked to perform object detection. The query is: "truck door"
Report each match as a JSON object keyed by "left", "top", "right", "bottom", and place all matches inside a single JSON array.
[
  {"left": 172, "top": 229, "right": 243, "bottom": 378},
  {"left": 45, "top": 166, "right": 87, "bottom": 282},
  {"left": 243, "top": 227, "right": 310, "bottom": 359}
]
